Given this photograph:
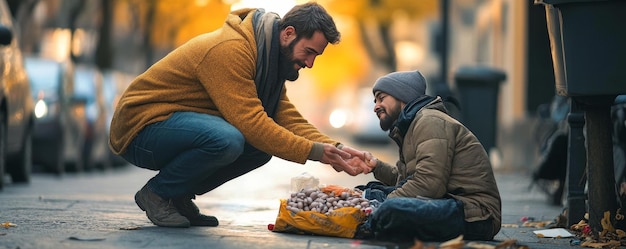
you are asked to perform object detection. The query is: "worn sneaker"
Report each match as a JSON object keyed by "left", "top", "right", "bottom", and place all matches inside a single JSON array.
[
  {"left": 135, "top": 185, "right": 190, "bottom": 228},
  {"left": 173, "top": 197, "right": 219, "bottom": 227}
]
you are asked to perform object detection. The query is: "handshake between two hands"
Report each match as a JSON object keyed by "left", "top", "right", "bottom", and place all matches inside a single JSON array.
[{"left": 321, "top": 144, "right": 378, "bottom": 176}]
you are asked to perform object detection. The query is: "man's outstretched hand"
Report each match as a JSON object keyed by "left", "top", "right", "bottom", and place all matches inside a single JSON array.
[
  {"left": 320, "top": 144, "right": 361, "bottom": 176},
  {"left": 341, "top": 145, "right": 378, "bottom": 174}
]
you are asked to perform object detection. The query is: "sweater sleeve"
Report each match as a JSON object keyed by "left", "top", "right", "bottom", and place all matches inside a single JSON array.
[{"left": 196, "top": 40, "right": 314, "bottom": 164}]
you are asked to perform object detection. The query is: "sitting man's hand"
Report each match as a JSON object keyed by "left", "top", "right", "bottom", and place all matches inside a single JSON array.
[
  {"left": 341, "top": 145, "right": 378, "bottom": 174},
  {"left": 320, "top": 144, "right": 361, "bottom": 176}
]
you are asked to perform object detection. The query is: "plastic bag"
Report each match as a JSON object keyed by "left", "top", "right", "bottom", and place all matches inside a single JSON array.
[
  {"left": 290, "top": 172, "right": 320, "bottom": 193},
  {"left": 271, "top": 199, "right": 367, "bottom": 238}
]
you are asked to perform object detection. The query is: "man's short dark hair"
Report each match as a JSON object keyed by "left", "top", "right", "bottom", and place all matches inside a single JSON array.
[{"left": 279, "top": 2, "right": 341, "bottom": 44}]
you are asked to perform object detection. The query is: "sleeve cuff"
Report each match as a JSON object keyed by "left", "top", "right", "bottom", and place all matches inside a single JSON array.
[
  {"left": 372, "top": 159, "right": 385, "bottom": 174},
  {"left": 308, "top": 142, "right": 325, "bottom": 161}
]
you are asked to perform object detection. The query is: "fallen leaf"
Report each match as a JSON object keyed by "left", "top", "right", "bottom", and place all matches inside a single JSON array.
[
  {"left": 615, "top": 208, "right": 624, "bottom": 221},
  {"left": 409, "top": 239, "right": 436, "bottom": 249},
  {"left": 521, "top": 220, "right": 552, "bottom": 228},
  {"left": 439, "top": 235, "right": 464, "bottom": 249},
  {"left": 571, "top": 219, "right": 588, "bottom": 230},
  {"left": 600, "top": 211, "right": 615, "bottom": 237},
  {"left": 1, "top": 222, "right": 16, "bottom": 228},
  {"left": 580, "top": 240, "right": 621, "bottom": 248},
  {"left": 495, "top": 239, "right": 520, "bottom": 249},
  {"left": 466, "top": 241, "right": 495, "bottom": 249},
  {"left": 410, "top": 239, "right": 424, "bottom": 249},
  {"left": 466, "top": 239, "right": 523, "bottom": 249}
]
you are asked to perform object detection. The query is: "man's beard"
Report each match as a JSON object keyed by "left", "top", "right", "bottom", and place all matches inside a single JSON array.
[
  {"left": 379, "top": 102, "right": 402, "bottom": 131},
  {"left": 279, "top": 39, "right": 300, "bottom": 81}
]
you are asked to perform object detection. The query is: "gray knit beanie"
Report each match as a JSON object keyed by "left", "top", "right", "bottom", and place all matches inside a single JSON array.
[{"left": 372, "top": 70, "right": 427, "bottom": 103}]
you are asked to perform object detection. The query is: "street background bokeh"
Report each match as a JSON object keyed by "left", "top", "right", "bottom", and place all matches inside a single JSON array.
[
  {"left": 2, "top": 0, "right": 620, "bottom": 247},
  {"left": 8, "top": 0, "right": 558, "bottom": 175}
]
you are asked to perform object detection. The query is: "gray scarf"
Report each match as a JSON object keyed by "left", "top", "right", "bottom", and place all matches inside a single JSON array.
[{"left": 252, "top": 9, "right": 284, "bottom": 118}]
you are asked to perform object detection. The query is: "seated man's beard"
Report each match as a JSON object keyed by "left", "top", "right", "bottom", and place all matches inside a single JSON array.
[
  {"left": 380, "top": 116, "right": 394, "bottom": 131},
  {"left": 379, "top": 104, "right": 401, "bottom": 131}
]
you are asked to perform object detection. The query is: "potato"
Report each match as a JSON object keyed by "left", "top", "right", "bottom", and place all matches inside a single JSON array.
[{"left": 285, "top": 187, "right": 371, "bottom": 215}]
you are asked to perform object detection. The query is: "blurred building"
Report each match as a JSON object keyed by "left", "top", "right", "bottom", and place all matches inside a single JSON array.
[
  {"left": 440, "top": 0, "right": 556, "bottom": 171},
  {"left": 332, "top": 0, "right": 557, "bottom": 171},
  {"left": 326, "top": 0, "right": 556, "bottom": 172}
]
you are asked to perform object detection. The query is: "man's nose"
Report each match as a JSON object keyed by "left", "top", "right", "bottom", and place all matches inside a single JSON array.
[
  {"left": 305, "top": 55, "right": 316, "bottom": 68},
  {"left": 374, "top": 105, "right": 381, "bottom": 113}
]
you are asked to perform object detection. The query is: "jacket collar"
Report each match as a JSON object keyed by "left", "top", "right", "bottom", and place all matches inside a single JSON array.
[{"left": 388, "top": 95, "right": 443, "bottom": 144}]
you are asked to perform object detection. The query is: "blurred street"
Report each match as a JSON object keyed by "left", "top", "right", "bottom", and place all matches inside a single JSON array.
[
  {"left": 1, "top": 0, "right": 624, "bottom": 248},
  {"left": 0, "top": 138, "right": 575, "bottom": 249}
]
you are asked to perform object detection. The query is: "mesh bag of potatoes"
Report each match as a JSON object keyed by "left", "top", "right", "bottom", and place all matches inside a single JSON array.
[{"left": 270, "top": 185, "right": 372, "bottom": 238}]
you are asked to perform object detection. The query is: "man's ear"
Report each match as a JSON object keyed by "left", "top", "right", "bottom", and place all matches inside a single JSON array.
[{"left": 281, "top": 26, "right": 296, "bottom": 44}]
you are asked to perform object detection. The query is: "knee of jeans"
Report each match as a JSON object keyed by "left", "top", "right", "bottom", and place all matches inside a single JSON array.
[
  {"left": 215, "top": 133, "right": 245, "bottom": 162},
  {"left": 257, "top": 153, "right": 272, "bottom": 165}
]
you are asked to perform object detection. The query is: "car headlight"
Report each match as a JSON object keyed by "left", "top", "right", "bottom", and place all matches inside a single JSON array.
[
  {"left": 34, "top": 99, "right": 60, "bottom": 119},
  {"left": 34, "top": 99, "right": 48, "bottom": 118},
  {"left": 329, "top": 109, "right": 349, "bottom": 129}
]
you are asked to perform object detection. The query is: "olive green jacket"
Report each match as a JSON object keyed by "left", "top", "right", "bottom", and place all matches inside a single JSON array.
[{"left": 373, "top": 97, "right": 502, "bottom": 236}]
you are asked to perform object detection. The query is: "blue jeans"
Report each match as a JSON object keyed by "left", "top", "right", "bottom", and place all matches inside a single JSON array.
[
  {"left": 365, "top": 197, "right": 465, "bottom": 242},
  {"left": 120, "top": 112, "right": 272, "bottom": 199}
]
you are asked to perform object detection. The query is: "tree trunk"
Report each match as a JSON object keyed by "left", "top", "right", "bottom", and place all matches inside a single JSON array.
[
  {"left": 143, "top": 1, "right": 156, "bottom": 69},
  {"left": 95, "top": 0, "right": 113, "bottom": 70}
]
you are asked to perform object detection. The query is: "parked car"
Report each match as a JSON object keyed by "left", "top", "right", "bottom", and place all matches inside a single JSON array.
[
  {"left": 74, "top": 64, "right": 110, "bottom": 170},
  {"left": 26, "top": 56, "right": 86, "bottom": 174},
  {"left": 102, "top": 70, "right": 131, "bottom": 167},
  {"left": 0, "top": 0, "right": 36, "bottom": 190}
]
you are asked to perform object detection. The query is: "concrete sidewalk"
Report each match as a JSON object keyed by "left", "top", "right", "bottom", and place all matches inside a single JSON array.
[{"left": 0, "top": 161, "right": 580, "bottom": 249}]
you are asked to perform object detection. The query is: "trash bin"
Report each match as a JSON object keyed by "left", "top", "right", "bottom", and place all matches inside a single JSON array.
[
  {"left": 535, "top": 0, "right": 626, "bottom": 96},
  {"left": 454, "top": 66, "right": 506, "bottom": 152}
]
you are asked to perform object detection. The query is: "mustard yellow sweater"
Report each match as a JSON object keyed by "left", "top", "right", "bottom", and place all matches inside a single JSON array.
[{"left": 109, "top": 8, "right": 337, "bottom": 164}]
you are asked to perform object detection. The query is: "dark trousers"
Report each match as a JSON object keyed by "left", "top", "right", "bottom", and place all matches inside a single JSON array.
[{"left": 358, "top": 181, "right": 495, "bottom": 242}]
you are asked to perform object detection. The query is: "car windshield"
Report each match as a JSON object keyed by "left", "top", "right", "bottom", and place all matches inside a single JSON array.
[
  {"left": 74, "top": 69, "right": 96, "bottom": 101},
  {"left": 25, "top": 59, "right": 61, "bottom": 93},
  {"left": 102, "top": 72, "right": 116, "bottom": 104}
]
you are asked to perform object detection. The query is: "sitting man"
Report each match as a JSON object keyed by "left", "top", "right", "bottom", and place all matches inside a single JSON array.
[{"left": 356, "top": 70, "right": 502, "bottom": 242}]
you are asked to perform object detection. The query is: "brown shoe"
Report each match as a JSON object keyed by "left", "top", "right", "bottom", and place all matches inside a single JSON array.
[
  {"left": 135, "top": 185, "right": 190, "bottom": 228},
  {"left": 173, "top": 197, "right": 219, "bottom": 227}
]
